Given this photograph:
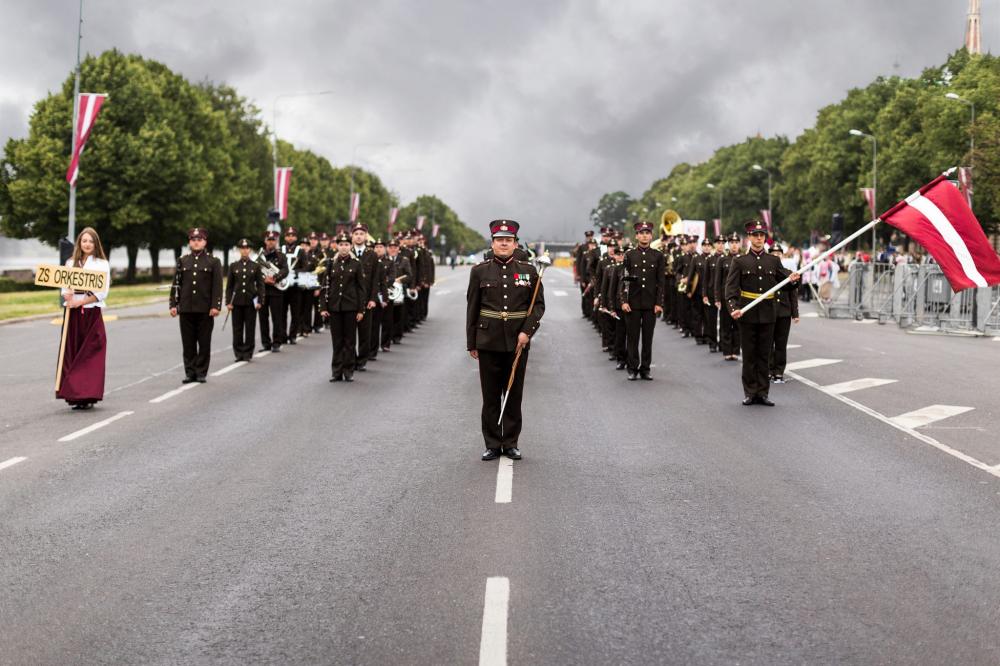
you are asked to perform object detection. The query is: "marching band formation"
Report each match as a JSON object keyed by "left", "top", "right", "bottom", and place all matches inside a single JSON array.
[
  {"left": 575, "top": 219, "right": 800, "bottom": 404},
  {"left": 170, "top": 223, "right": 436, "bottom": 383}
]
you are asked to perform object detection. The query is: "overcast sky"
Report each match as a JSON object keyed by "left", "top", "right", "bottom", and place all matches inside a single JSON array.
[{"left": 0, "top": 0, "right": 990, "bottom": 240}]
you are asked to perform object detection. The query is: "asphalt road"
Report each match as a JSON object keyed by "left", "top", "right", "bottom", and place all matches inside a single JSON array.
[{"left": 2, "top": 265, "right": 1000, "bottom": 665}]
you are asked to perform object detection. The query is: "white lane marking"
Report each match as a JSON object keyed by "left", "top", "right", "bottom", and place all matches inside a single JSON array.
[
  {"left": 800, "top": 312, "right": 819, "bottom": 318},
  {"left": 993, "top": 337, "right": 1000, "bottom": 342},
  {"left": 787, "top": 369, "right": 999, "bottom": 480},
  {"left": 106, "top": 346, "right": 232, "bottom": 395},
  {"left": 785, "top": 358, "right": 842, "bottom": 371},
  {"left": 495, "top": 458, "right": 513, "bottom": 503},
  {"left": 253, "top": 350, "right": 271, "bottom": 359},
  {"left": 58, "top": 411, "right": 134, "bottom": 442},
  {"left": 149, "top": 383, "right": 199, "bottom": 404},
  {"left": 853, "top": 319, "right": 877, "bottom": 324},
  {"left": 479, "top": 577, "right": 510, "bottom": 666},
  {"left": 787, "top": 344, "right": 802, "bottom": 349},
  {"left": 0, "top": 456, "right": 27, "bottom": 472},
  {"left": 823, "top": 377, "right": 898, "bottom": 394},
  {"left": 891, "top": 405, "right": 974, "bottom": 430},
  {"left": 553, "top": 290, "right": 568, "bottom": 297},
  {"left": 210, "top": 361, "right": 246, "bottom": 377},
  {"left": 435, "top": 289, "right": 452, "bottom": 296}
]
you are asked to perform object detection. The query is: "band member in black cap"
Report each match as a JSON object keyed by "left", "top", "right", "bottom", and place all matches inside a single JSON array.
[
  {"left": 467, "top": 219, "right": 545, "bottom": 460},
  {"left": 225, "top": 238, "right": 265, "bottom": 362},
  {"left": 619, "top": 221, "right": 665, "bottom": 380},
  {"left": 169, "top": 228, "right": 223, "bottom": 383},
  {"left": 258, "top": 230, "right": 289, "bottom": 352},
  {"left": 349, "top": 223, "right": 379, "bottom": 371},
  {"left": 769, "top": 241, "right": 799, "bottom": 384},
  {"left": 320, "top": 233, "right": 366, "bottom": 382},
  {"left": 387, "top": 238, "right": 412, "bottom": 346},
  {"left": 282, "top": 227, "right": 307, "bottom": 345},
  {"left": 715, "top": 233, "right": 743, "bottom": 360},
  {"left": 574, "top": 230, "right": 594, "bottom": 317},
  {"left": 369, "top": 238, "right": 392, "bottom": 360},
  {"left": 725, "top": 220, "right": 800, "bottom": 405},
  {"left": 702, "top": 235, "right": 725, "bottom": 353}
]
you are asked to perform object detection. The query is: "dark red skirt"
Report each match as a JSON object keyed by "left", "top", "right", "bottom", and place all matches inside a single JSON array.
[{"left": 56, "top": 307, "right": 107, "bottom": 405}]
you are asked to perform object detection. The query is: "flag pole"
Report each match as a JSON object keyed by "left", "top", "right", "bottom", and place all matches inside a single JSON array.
[
  {"left": 67, "top": 0, "right": 84, "bottom": 242},
  {"left": 740, "top": 217, "right": 881, "bottom": 316}
]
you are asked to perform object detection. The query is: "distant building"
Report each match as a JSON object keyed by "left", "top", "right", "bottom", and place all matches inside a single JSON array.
[{"left": 966, "top": 0, "right": 982, "bottom": 55}]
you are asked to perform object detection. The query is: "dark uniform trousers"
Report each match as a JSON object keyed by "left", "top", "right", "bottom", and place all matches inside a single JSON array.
[
  {"left": 478, "top": 349, "right": 528, "bottom": 450},
  {"left": 380, "top": 304, "right": 394, "bottom": 349},
  {"left": 601, "top": 310, "right": 615, "bottom": 349},
  {"left": 285, "top": 288, "right": 303, "bottom": 341},
  {"left": 259, "top": 292, "right": 285, "bottom": 348},
  {"left": 719, "top": 307, "right": 740, "bottom": 356},
  {"left": 179, "top": 313, "right": 214, "bottom": 379},
  {"left": 663, "top": 276, "right": 676, "bottom": 323},
  {"left": 770, "top": 315, "right": 792, "bottom": 376},
  {"left": 613, "top": 311, "right": 627, "bottom": 363},
  {"left": 300, "top": 289, "right": 316, "bottom": 336},
  {"left": 689, "top": 293, "right": 705, "bottom": 341},
  {"left": 392, "top": 302, "right": 406, "bottom": 342},
  {"left": 704, "top": 301, "right": 718, "bottom": 347},
  {"left": 625, "top": 309, "right": 656, "bottom": 372},
  {"left": 370, "top": 304, "right": 385, "bottom": 357},
  {"left": 355, "top": 308, "right": 373, "bottom": 368},
  {"left": 329, "top": 311, "right": 358, "bottom": 377},
  {"left": 581, "top": 282, "right": 593, "bottom": 317},
  {"left": 739, "top": 321, "right": 774, "bottom": 398},
  {"left": 231, "top": 305, "right": 257, "bottom": 360}
]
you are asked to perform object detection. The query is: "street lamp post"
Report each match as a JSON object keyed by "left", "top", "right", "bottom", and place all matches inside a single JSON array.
[
  {"left": 706, "top": 183, "right": 722, "bottom": 230},
  {"left": 849, "top": 129, "right": 877, "bottom": 254},
  {"left": 752, "top": 164, "right": 772, "bottom": 234}
]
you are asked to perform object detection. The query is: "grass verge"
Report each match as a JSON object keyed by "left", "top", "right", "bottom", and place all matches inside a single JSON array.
[{"left": 0, "top": 284, "right": 170, "bottom": 321}]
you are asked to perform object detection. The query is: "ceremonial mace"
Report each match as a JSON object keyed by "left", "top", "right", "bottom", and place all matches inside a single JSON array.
[{"left": 498, "top": 253, "right": 551, "bottom": 425}]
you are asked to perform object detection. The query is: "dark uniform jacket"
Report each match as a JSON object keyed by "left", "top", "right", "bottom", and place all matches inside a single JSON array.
[
  {"left": 375, "top": 255, "right": 392, "bottom": 304},
  {"left": 352, "top": 246, "right": 380, "bottom": 304},
  {"left": 261, "top": 248, "right": 289, "bottom": 296},
  {"left": 599, "top": 261, "right": 616, "bottom": 310},
  {"left": 390, "top": 255, "right": 412, "bottom": 285},
  {"left": 320, "top": 254, "right": 365, "bottom": 312},
  {"left": 409, "top": 246, "right": 423, "bottom": 287},
  {"left": 685, "top": 253, "right": 707, "bottom": 298},
  {"left": 620, "top": 246, "right": 666, "bottom": 309},
  {"left": 466, "top": 256, "right": 545, "bottom": 352},
  {"left": 603, "top": 261, "right": 625, "bottom": 312},
  {"left": 225, "top": 257, "right": 265, "bottom": 307},
  {"left": 714, "top": 252, "right": 740, "bottom": 305},
  {"left": 573, "top": 243, "right": 587, "bottom": 280},
  {"left": 170, "top": 251, "right": 223, "bottom": 313},
  {"left": 591, "top": 253, "right": 613, "bottom": 303},
  {"left": 776, "top": 281, "right": 800, "bottom": 319},
  {"left": 422, "top": 248, "right": 437, "bottom": 286},
  {"left": 702, "top": 253, "right": 720, "bottom": 303},
  {"left": 284, "top": 243, "right": 309, "bottom": 284},
  {"left": 724, "top": 249, "right": 796, "bottom": 324},
  {"left": 675, "top": 251, "right": 694, "bottom": 291}
]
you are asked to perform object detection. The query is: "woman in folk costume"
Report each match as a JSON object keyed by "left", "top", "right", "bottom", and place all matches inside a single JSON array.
[{"left": 57, "top": 227, "right": 111, "bottom": 410}]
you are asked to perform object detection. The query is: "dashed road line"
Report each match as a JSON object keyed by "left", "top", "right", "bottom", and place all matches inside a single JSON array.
[
  {"left": 800, "top": 312, "right": 819, "bottom": 318},
  {"left": 0, "top": 456, "right": 27, "bottom": 472},
  {"left": 436, "top": 289, "right": 453, "bottom": 296},
  {"left": 891, "top": 405, "right": 974, "bottom": 430},
  {"left": 58, "top": 411, "right": 135, "bottom": 442},
  {"left": 479, "top": 577, "right": 510, "bottom": 666},
  {"left": 785, "top": 358, "right": 842, "bottom": 371},
  {"left": 253, "top": 350, "right": 271, "bottom": 359},
  {"left": 853, "top": 319, "right": 877, "bottom": 324},
  {"left": 210, "top": 361, "right": 247, "bottom": 377},
  {"left": 787, "top": 369, "right": 997, "bottom": 480},
  {"left": 149, "top": 383, "right": 199, "bottom": 404},
  {"left": 495, "top": 458, "right": 513, "bottom": 503},
  {"left": 823, "top": 377, "right": 898, "bottom": 394},
  {"left": 553, "top": 290, "right": 568, "bottom": 297},
  {"left": 787, "top": 344, "right": 802, "bottom": 349}
]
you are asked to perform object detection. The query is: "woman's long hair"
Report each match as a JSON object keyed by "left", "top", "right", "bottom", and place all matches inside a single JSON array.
[{"left": 71, "top": 227, "right": 107, "bottom": 267}]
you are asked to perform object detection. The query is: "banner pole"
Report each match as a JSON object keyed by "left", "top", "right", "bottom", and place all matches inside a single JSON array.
[
  {"left": 740, "top": 217, "right": 882, "bottom": 316},
  {"left": 54, "top": 306, "right": 71, "bottom": 393}
]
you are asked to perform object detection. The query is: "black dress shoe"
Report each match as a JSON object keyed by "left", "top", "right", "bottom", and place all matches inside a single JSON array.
[
  {"left": 271, "top": 345, "right": 281, "bottom": 352},
  {"left": 343, "top": 374, "right": 354, "bottom": 382},
  {"left": 759, "top": 397, "right": 775, "bottom": 406},
  {"left": 182, "top": 377, "right": 196, "bottom": 384},
  {"left": 259, "top": 346, "right": 271, "bottom": 353},
  {"left": 356, "top": 366, "right": 367, "bottom": 372},
  {"left": 481, "top": 449, "right": 501, "bottom": 461},
  {"left": 742, "top": 397, "right": 755, "bottom": 406},
  {"left": 639, "top": 372, "right": 653, "bottom": 381},
  {"left": 330, "top": 375, "right": 343, "bottom": 382},
  {"left": 681, "top": 332, "right": 690, "bottom": 338},
  {"left": 195, "top": 377, "right": 207, "bottom": 383},
  {"left": 616, "top": 362, "right": 627, "bottom": 370},
  {"left": 381, "top": 346, "right": 391, "bottom": 352},
  {"left": 503, "top": 448, "right": 522, "bottom": 460},
  {"left": 627, "top": 371, "right": 639, "bottom": 381},
  {"left": 287, "top": 339, "right": 297, "bottom": 345}
]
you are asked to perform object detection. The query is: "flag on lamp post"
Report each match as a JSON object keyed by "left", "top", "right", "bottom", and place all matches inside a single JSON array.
[
  {"left": 712, "top": 219, "right": 721, "bottom": 236},
  {"left": 881, "top": 174, "right": 1000, "bottom": 291},
  {"left": 349, "top": 192, "right": 360, "bottom": 223},
  {"left": 416, "top": 215, "right": 426, "bottom": 231},
  {"left": 387, "top": 207, "right": 398, "bottom": 235},
  {"left": 958, "top": 167, "right": 974, "bottom": 208},
  {"left": 861, "top": 188, "right": 876, "bottom": 218},
  {"left": 66, "top": 93, "right": 108, "bottom": 186},
  {"left": 759, "top": 209, "right": 772, "bottom": 233},
  {"left": 432, "top": 223, "right": 440, "bottom": 238},
  {"left": 274, "top": 167, "right": 293, "bottom": 220}
]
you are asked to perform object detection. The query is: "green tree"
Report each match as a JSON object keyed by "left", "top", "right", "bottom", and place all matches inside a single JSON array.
[{"left": 590, "top": 191, "right": 634, "bottom": 231}]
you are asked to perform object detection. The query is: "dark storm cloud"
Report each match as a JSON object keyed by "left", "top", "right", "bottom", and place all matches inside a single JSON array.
[{"left": 0, "top": 0, "right": 986, "bottom": 239}]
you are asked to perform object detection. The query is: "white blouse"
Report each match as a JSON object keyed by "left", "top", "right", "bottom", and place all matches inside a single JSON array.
[{"left": 63, "top": 256, "right": 111, "bottom": 308}]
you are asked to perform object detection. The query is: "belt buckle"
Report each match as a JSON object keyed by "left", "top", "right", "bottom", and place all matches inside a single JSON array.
[{"left": 501, "top": 311, "right": 508, "bottom": 320}]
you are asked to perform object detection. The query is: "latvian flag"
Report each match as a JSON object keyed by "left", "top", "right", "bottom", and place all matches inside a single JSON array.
[
  {"left": 881, "top": 175, "right": 1000, "bottom": 291},
  {"left": 387, "top": 207, "right": 399, "bottom": 235},
  {"left": 432, "top": 223, "right": 440, "bottom": 238},
  {"left": 274, "top": 167, "right": 293, "bottom": 220},
  {"left": 416, "top": 216, "right": 425, "bottom": 231},
  {"left": 66, "top": 93, "right": 108, "bottom": 186},
  {"left": 759, "top": 210, "right": 771, "bottom": 233}
]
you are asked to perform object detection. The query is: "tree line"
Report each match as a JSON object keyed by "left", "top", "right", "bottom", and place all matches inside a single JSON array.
[
  {"left": 592, "top": 50, "right": 998, "bottom": 246},
  {"left": 0, "top": 49, "right": 485, "bottom": 280}
]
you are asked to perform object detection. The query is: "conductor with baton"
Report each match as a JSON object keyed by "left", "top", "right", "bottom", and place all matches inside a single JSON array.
[{"left": 467, "top": 219, "right": 545, "bottom": 461}]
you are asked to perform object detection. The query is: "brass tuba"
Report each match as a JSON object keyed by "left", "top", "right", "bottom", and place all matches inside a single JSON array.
[{"left": 660, "top": 209, "right": 681, "bottom": 237}]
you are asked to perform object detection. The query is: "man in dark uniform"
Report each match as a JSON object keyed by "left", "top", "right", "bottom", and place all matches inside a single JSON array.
[
  {"left": 674, "top": 236, "right": 694, "bottom": 337},
  {"left": 702, "top": 235, "right": 724, "bottom": 353},
  {"left": 715, "top": 232, "right": 742, "bottom": 361},
  {"left": 685, "top": 238, "right": 710, "bottom": 344},
  {"left": 295, "top": 235, "right": 317, "bottom": 338},
  {"left": 169, "top": 228, "right": 223, "bottom": 383},
  {"left": 402, "top": 231, "right": 421, "bottom": 332},
  {"left": 369, "top": 238, "right": 392, "bottom": 361},
  {"left": 725, "top": 220, "right": 800, "bottom": 405},
  {"left": 619, "top": 221, "right": 665, "bottom": 380},
  {"left": 319, "top": 233, "right": 366, "bottom": 382},
  {"left": 604, "top": 240, "right": 628, "bottom": 370},
  {"left": 769, "top": 241, "right": 799, "bottom": 384},
  {"left": 577, "top": 234, "right": 596, "bottom": 318},
  {"left": 310, "top": 232, "right": 329, "bottom": 333},
  {"left": 350, "top": 223, "right": 379, "bottom": 371},
  {"left": 258, "top": 231, "right": 289, "bottom": 352},
  {"left": 387, "top": 238, "right": 412, "bottom": 346},
  {"left": 598, "top": 239, "right": 620, "bottom": 360},
  {"left": 417, "top": 232, "right": 435, "bottom": 323},
  {"left": 662, "top": 238, "right": 678, "bottom": 325},
  {"left": 574, "top": 230, "right": 594, "bottom": 317},
  {"left": 281, "top": 227, "right": 307, "bottom": 345},
  {"left": 224, "top": 238, "right": 265, "bottom": 362},
  {"left": 467, "top": 219, "right": 545, "bottom": 461}
]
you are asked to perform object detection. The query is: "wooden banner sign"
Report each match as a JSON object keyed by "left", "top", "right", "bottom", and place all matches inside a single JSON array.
[{"left": 34, "top": 263, "right": 108, "bottom": 292}]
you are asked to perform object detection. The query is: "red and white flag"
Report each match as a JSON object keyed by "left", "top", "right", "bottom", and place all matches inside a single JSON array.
[
  {"left": 416, "top": 215, "right": 425, "bottom": 231},
  {"left": 958, "top": 167, "right": 974, "bottom": 207},
  {"left": 759, "top": 209, "right": 772, "bottom": 233},
  {"left": 66, "top": 93, "right": 108, "bottom": 186},
  {"left": 349, "top": 193, "right": 360, "bottom": 223},
  {"left": 387, "top": 207, "right": 399, "bottom": 235},
  {"left": 881, "top": 175, "right": 1000, "bottom": 291},
  {"left": 274, "top": 167, "right": 293, "bottom": 220},
  {"left": 712, "top": 219, "right": 720, "bottom": 237},
  {"left": 861, "top": 188, "right": 876, "bottom": 218},
  {"left": 432, "top": 223, "right": 440, "bottom": 238}
]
